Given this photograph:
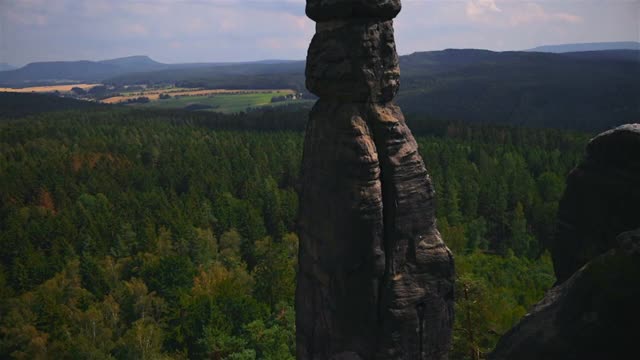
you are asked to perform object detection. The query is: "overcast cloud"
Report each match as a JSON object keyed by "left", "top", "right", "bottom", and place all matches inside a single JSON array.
[{"left": 0, "top": 0, "right": 638, "bottom": 65}]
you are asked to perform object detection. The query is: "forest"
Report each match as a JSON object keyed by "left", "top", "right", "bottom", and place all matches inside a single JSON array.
[{"left": 0, "top": 107, "right": 591, "bottom": 359}]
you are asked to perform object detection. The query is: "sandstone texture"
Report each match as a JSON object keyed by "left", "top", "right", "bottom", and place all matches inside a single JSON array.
[
  {"left": 490, "top": 124, "right": 640, "bottom": 359},
  {"left": 296, "top": 1, "right": 455, "bottom": 359},
  {"left": 306, "top": 20, "right": 400, "bottom": 103}
]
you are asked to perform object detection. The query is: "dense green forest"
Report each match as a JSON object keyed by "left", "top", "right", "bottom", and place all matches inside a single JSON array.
[{"left": 0, "top": 108, "right": 590, "bottom": 358}]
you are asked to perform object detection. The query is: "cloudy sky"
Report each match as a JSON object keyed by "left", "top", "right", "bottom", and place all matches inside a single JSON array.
[{"left": 1, "top": 0, "right": 638, "bottom": 66}]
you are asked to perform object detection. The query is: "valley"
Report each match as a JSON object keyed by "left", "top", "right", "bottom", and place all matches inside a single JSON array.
[
  {"left": 1, "top": 49, "right": 637, "bottom": 131},
  {"left": 1, "top": 16, "right": 638, "bottom": 356},
  {"left": 0, "top": 83, "right": 313, "bottom": 114}
]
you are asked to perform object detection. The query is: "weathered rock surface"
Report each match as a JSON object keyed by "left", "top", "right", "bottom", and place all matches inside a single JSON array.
[
  {"left": 490, "top": 124, "right": 640, "bottom": 359},
  {"left": 552, "top": 124, "right": 640, "bottom": 283},
  {"left": 306, "top": 20, "right": 400, "bottom": 103},
  {"left": 490, "top": 229, "right": 640, "bottom": 360},
  {"left": 296, "top": 1, "right": 455, "bottom": 359}
]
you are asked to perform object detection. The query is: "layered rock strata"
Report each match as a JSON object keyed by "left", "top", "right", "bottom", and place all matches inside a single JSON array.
[
  {"left": 296, "top": 1, "right": 455, "bottom": 359},
  {"left": 491, "top": 124, "right": 640, "bottom": 359}
]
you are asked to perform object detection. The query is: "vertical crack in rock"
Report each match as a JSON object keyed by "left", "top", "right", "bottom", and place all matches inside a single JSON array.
[{"left": 296, "top": 1, "right": 455, "bottom": 359}]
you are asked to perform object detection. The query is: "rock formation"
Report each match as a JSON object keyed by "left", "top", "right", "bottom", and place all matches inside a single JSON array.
[
  {"left": 552, "top": 124, "right": 640, "bottom": 283},
  {"left": 491, "top": 124, "right": 640, "bottom": 359},
  {"left": 296, "top": 1, "right": 455, "bottom": 359},
  {"left": 490, "top": 228, "right": 640, "bottom": 360}
]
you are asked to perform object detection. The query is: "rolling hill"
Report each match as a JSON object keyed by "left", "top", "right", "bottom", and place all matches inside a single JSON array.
[
  {"left": 0, "top": 56, "right": 171, "bottom": 86},
  {"left": 98, "top": 55, "right": 168, "bottom": 73},
  {"left": 2, "top": 49, "right": 638, "bottom": 131},
  {"left": 395, "top": 49, "right": 640, "bottom": 130},
  {"left": 112, "top": 48, "right": 634, "bottom": 131},
  {"left": 527, "top": 41, "right": 640, "bottom": 53},
  {"left": 107, "top": 61, "right": 306, "bottom": 90},
  {"left": 0, "top": 56, "right": 302, "bottom": 87},
  {"left": 0, "top": 63, "right": 15, "bottom": 72}
]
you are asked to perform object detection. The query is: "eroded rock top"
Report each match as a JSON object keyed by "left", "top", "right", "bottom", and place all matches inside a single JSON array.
[
  {"left": 552, "top": 123, "right": 640, "bottom": 282},
  {"left": 587, "top": 123, "right": 640, "bottom": 169},
  {"left": 306, "top": 0, "right": 401, "bottom": 22}
]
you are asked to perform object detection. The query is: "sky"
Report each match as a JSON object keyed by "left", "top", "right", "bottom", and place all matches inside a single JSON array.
[{"left": 0, "top": 0, "right": 638, "bottom": 66}]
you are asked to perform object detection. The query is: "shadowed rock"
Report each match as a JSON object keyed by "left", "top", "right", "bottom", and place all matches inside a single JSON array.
[
  {"left": 552, "top": 124, "right": 640, "bottom": 283},
  {"left": 296, "top": 1, "right": 455, "bottom": 359}
]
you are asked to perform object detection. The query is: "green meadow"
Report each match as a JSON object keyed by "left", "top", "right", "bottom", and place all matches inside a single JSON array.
[{"left": 131, "top": 91, "right": 314, "bottom": 113}]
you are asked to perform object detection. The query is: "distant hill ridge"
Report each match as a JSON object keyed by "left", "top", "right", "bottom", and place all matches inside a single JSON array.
[
  {"left": 395, "top": 49, "right": 640, "bottom": 130},
  {"left": 2, "top": 49, "right": 638, "bottom": 131},
  {"left": 0, "top": 63, "right": 15, "bottom": 72},
  {"left": 0, "top": 56, "right": 172, "bottom": 85},
  {"left": 3, "top": 46, "right": 638, "bottom": 87},
  {"left": 98, "top": 55, "right": 167, "bottom": 72},
  {"left": 100, "top": 48, "right": 640, "bottom": 131},
  {"left": 0, "top": 56, "right": 304, "bottom": 86},
  {"left": 527, "top": 41, "right": 640, "bottom": 53}
]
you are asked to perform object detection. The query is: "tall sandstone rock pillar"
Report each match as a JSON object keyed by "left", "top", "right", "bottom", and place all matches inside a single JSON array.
[{"left": 296, "top": 1, "right": 455, "bottom": 359}]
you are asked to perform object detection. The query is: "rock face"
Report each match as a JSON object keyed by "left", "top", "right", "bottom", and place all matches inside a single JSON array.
[
  {"left": 296, "top": 1, "right": 455, "bottom": 359},
  {"left": 306, "top": 20, "right": 400, "bottom": 103},
  {"left": 552, "top": 124, "right": 640, "bottom": 283},
  {"left": 490, "top": 124, "right": 640, "bottom": 359}
]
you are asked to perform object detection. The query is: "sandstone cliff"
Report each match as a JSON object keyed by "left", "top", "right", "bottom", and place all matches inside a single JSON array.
[{"left": 296, "top": 1, "right": 455, "bottom": 359}]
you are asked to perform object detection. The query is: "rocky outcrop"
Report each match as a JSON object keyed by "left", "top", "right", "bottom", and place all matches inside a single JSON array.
[
  {"left": 491, "top": 229, "right": 640, "bottom": 360},
  {"left": 491, "top": 124, "right": 640, "bottom": 359},
  {"left": 296, "top": 1, "right": 455, "bottom": 359},
  {"left": 552, "top": 124, "right": 640, "bottom": 283}
]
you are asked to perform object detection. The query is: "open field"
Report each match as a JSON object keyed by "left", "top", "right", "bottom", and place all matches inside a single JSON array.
[
  {"left": 0, "top": 83, "right": 101, "bottom": 93},
  {"left": 117, "top": 87, "right": 295, "bottom": 96},
  {"left": 0, "top": 83, "right": 311, "bottom": 113},
  {"left": 102, "top": 88, "right": 296, "bottom": 104},
  {"left": 131, "top": 91, "right": 313, "bottom": 113}
]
